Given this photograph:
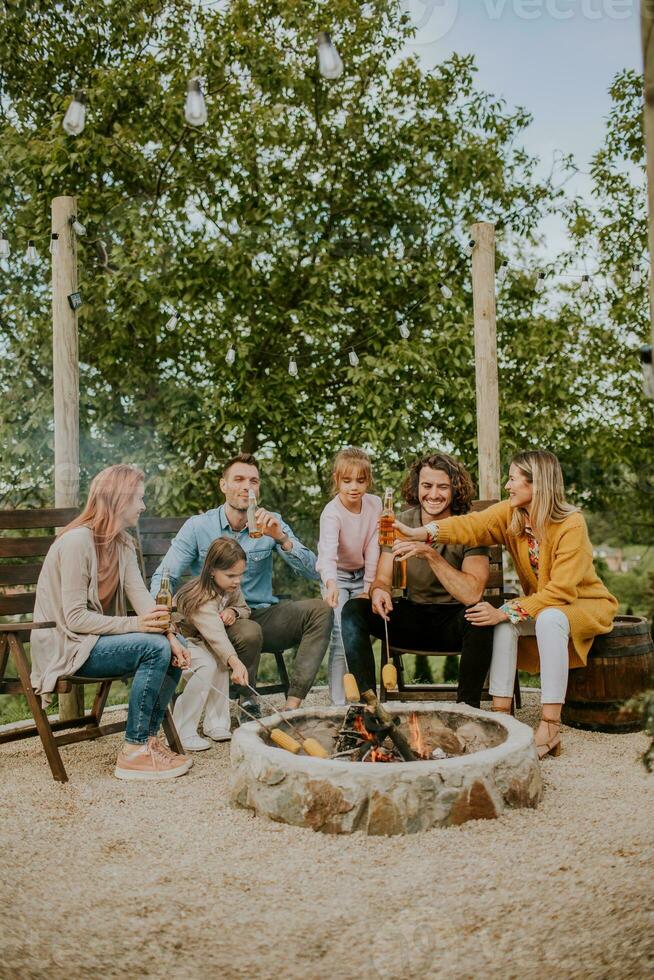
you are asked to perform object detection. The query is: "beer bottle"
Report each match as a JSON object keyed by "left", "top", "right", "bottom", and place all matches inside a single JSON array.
[
  {"left": 247, "top": 488, "right": 263, "bottom": 538},
  {"left": 155, "top": 567, "right": 173, "bottom": 631},
  {"left": 392, "top": 553, "right": 407, "bottom": 598},
  {"left": 378, "top": 488, "right": 395, "bottom": 547}
]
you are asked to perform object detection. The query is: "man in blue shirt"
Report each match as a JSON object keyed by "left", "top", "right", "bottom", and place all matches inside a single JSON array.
[{"left": 151, "top": 453, "right": 333, "bottom": 720}]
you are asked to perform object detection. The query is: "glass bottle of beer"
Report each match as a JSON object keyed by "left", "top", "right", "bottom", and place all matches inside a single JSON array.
[
  {"left": 392, "top": 553, "right": 407, "bottom": 598},
  {"left": 378, "top": 487, "right": 395, "bottom": 547},
  {"left": 155, "top": 567, "right": 173, "bottom": 631},
  {"left": 247, "top": 488, "right": 262, "bottom": 538}
]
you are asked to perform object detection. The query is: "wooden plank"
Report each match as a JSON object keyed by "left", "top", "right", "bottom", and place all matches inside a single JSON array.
[
  {"left": 0, "top": 621, "right": 56, "bottom": 633},
  {"left": 138, "top": 536, "right": 175, "bottom": 556},
  {"left": 0, "top": 564, "right": 43, "bottom": 586},
  {"left": 0, "top": 594, "right": 35, "bottom": 615},
  {"left": 0, "top": 508, "right": 78, "bottom": 529},
  {"left": 471, "top": 222, "right": 501, "bottom": 499},
  {"left": 471, "top": 499, "right": 499, "bottom": 512},
  {"left": 55, "top": 720, "right": 126, "bottom": 746},
  {"left": 138, "top": 517, "right": 190, "bottom": 533},
  {"left": 0, "top": 537, "right": 56, "bottom": 557}
]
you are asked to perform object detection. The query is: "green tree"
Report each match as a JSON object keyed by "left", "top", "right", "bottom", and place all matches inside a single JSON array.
[{"left": 1, "top": 0, "right": 571, "bottom": 530}]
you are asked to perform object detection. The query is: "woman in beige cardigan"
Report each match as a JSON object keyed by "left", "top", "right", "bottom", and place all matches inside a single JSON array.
[
  {"left": 173, "top": 537, "right": 253, "bottom": 751},
  {"left": 394, "top": 451, "right": 617, "bottom": 758},
  {"left": 31, "top": 464, "right": 193, "bottom": 781}
]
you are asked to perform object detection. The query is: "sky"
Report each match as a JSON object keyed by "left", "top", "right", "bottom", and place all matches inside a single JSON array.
[{"left": 400, "top": 0, "right": 642, "bottom": 252}]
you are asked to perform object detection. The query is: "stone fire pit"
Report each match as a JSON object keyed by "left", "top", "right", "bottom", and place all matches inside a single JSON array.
[{"left": 230, "top": 703, "right": 542, "bottom": 836}]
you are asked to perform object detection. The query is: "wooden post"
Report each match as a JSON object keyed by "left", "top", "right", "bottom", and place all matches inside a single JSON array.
[
  {"left": 642, "top": 1, "right": 654, "bottom": 354},
  {"left": 52, "top": 195, "right": 82, "bottom": 720},
  {"left": 470, "top": 222, "right": 501, "bottom": 500}
]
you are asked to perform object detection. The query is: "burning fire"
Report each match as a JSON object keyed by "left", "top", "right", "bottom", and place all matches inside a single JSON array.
[
  {"left": 353, "top": 714, "right": 374, "bottom": 742},
  {"left": 353, "top": 714, "right": 396, "bottom": 762},
  {"left": 408, "top": 713, "right": 430, "bottom": 759}
]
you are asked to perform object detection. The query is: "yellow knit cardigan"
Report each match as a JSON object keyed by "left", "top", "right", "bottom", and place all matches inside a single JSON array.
[{"left": 437, "top": 500, "right": 618, "bottom": 673}]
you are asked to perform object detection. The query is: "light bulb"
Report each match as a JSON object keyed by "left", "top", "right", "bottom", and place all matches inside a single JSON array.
[
  {"left": 631, "top": 265, "right": 641, "bottom": 287},
  {"left": 288, "top": 357, "right": 298, "bottom": 377},
  {"left": 440, "top": 282, "right": 452, "bottom": 299},
  {"left": 0, "top": 233, "right": 9, "bottom": 259},
  {"left": 348, "top": 349, "right": 359, "bottom": 367},
  {"left": 497, "top": 260, "right": 509, "bottom": 282},
  {"left": 466, "top": 239, "right": 476, "bottom": 256},
  {"left": 25, "top": 240, "right": 38, "bottom": 264},
  {"left": 185, "top": 79, "right": 207, "bottom": 126},
  {"left": 71, "top": 216, "right": 86, "bottom": 236},
  {"left": 49, "top": 233, "right": 59, "bottom": 255},
  {"left": 63, "top": 90, "right": 86, "bottom": 135},
  {"left": 316, "top": 32, "right": 344, "bottom": 80},
  {"left": 399, "top": 324, "right": 410, "bottom": 340},
  {"left": 226, "top": 347, "right": 236, "bottom": 365},
  {"left": 166, "top": 312, "right": 178, "bottom": 330},
  {"left": 580, "top": 275, "right": 591, "bottom": 296},
  {"left": 535, "top": 272, "right": 546, "bottom": 294}
]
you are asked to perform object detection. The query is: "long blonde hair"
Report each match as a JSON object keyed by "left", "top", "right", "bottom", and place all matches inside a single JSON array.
[
  {"left": 508, "top": 451, "right": 577, "bottom": 542},
  {"left": 176, "top": 537, "right": 246, "bottom": 620},
  {"left": 62, "top": 464, "right": 145, "bottom": 562}
]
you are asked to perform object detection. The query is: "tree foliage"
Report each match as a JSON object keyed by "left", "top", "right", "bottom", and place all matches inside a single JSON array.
[{"left": 0, "top": 2, "right": 650, "bottom": 550}]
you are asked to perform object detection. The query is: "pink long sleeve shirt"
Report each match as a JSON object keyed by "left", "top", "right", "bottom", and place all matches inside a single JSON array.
[{"left": 316, "top": 493, "right": 382, "bottom": 590}]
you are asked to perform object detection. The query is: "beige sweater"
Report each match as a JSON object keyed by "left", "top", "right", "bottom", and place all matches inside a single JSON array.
[
  {"left": 30, "top": 527, "right": 157, "bottom": 696},
  {"left": 178, "top": 588, "right": 250, "bottom": 668}
]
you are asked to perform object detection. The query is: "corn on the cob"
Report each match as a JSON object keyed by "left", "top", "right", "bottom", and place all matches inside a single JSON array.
[
  {"left": 381, "top": 663, "right": 398, "bottom": 691},
  {"left": 343, "top": 673, "right": 360, "bottom": 703},
  {"left": 302, "top": 737, "right": 330, "bottom": 759},
  {"left": 270, "top": 728, "right": 302, "bottom": 753}
]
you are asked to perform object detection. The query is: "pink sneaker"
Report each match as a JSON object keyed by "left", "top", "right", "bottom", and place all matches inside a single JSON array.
[{"left": 115, "top": 737, "right": 193, "bottom": 781}]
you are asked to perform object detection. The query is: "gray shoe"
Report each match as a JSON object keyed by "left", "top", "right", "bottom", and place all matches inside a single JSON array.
[{"left": 240, "top": 698, "right": 261, "bottom": 721}]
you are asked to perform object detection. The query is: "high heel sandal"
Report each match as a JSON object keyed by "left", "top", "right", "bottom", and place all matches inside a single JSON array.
[
  {"left": 535, "top": 717, "right": 562, "bottom": 759},
  {"left": 491, "top": 704, "right": 511, "bottom": 715}
]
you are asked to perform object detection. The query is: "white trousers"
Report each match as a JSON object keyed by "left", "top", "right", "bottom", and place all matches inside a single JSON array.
[
  {"left": 172, "top": 640, "right": 230, "bottom": 739},
  {"left": 489, "top": 608, "right": 570, "bottom": 704},
  {"left": 323, "top": 568, "right": 365, "bottom": 706}
]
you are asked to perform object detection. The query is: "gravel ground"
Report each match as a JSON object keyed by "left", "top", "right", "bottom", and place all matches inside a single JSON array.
[{"left": 1, "top": 690, "right": 652, "bottom": 980}]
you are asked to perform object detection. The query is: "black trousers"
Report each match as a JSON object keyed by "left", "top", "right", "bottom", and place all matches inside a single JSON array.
[{"left": 340, "top": 597, "right": 495, "bottom": 709}]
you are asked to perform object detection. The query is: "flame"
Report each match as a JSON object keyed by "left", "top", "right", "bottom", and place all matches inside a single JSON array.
[
  {"left": 353, "top": 713, "right": 374, "bottom": 742},
  {"left": 409, "top": 712, "right": 429, "bottom": 759},
  {"left": 369, "top": 747, "right": 395, "bottom": 763}
]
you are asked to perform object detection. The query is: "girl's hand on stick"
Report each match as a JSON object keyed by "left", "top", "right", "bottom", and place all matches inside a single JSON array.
[{"left": 228, "top": 656, "right": 249, "bottom": 687}]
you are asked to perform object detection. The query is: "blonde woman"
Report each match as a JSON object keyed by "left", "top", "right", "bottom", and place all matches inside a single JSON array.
[
  {"left": 30, "top": 464, "right": 193, "bottom": 781},
  {"left": 173, "top": 537, "right": 254, "bottom": 751},
  {"left": 393, "top": 451, "right": 618, "bottom": 758}
]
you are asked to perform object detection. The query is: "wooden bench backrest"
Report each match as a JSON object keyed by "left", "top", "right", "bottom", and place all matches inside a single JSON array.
[
  {"left": 136, "top": 516, "right": 191, "bottom": 582},
  {"left": 0, "top": 508, "right": 79, "bottom": 619}
]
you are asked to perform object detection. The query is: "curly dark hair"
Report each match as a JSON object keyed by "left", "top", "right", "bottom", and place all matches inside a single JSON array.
[{"left": 401, "top": 452, "right": 475, "bottom": 515}]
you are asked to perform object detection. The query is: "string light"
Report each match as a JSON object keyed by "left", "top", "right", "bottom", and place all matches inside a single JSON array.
[
  {"left": 316, "top": 32, "right": 344, "bottom": 79},
  {"left": 439, "top": 282, "right": 452, "bottom": 299},
  {"left": 49, "top": 233, "right": 59, "bottom": 255},
  {"left": 466, "top": 239, "right": 476, "bottom": 256},
  {"left": 25, "top": 240, "right": 38, "bottom": 264},
  {"left": 166, "top": 311, "right": 178, "bottom": 330},
  {"left": 535, "top": 272, "right": 546, "bottom": 294},
  {"left": 184, "top": 79, "right": 207, "bottom": 126},
  {"left": 348, "top": 349, "right": 359, "bottom": 367},
  {"left": 631, "top": 264, "right": 641, "bottom": 287},
  {"left": 288, "top": 357, "right": 298, "bottom": 377},
  {"left": 225, "top": 347, "right": 236, "bottom": 365},
  {"left": 398, "top": 323, "right": 410, "bottom": 340},
  {"left": 71, "top": 216, "right": 86, "bottom": 236},
  {"left": 62, "top": 90, "right": 86, "bottom": 135},
  {"left": 497, "top": 260, "right": 509, "bottom": 282},
  {"left": 0, "top": 232, "right": 9, "bottom": 259},
  {"left": 579, "top": 274, "right": 591, "bottom": 296}
]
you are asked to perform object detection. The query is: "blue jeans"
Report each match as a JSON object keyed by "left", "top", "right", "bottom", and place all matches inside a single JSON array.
[
  {"left": 322, "top": 568, "right": 365, "bottom": 705},
  {"left": 76, "top": 633, "right": 182, "bottom": 744}
]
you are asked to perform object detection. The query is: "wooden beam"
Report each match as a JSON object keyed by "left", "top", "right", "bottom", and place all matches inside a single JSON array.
[
  {"left": 470, "top": 221, "right": 501, "bottom": 499},
  {"left": 642, "top": 2, "right": 654, "bottom": 354},
  {"left": 52, "top": 195, "right": 83, "bottom": 720}
]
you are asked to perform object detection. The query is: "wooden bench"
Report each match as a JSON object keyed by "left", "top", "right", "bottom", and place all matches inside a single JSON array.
[
  {"left": 379, "top": 500, "right": 521, "bottom": 708},
  {"left": 136, "top": 516, "right": 290, "bottom": 696},
  {"left": 0, "top": 507, "right": 183, "bottom": 783}
]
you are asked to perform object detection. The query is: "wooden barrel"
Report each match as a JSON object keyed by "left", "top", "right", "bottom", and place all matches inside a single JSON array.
[{"left": 562, "top": 616, "right": 654, "bottom": 733}]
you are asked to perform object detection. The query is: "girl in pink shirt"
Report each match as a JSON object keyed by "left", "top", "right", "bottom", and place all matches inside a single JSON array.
[{"left": 316, "top": 448, "right": 382, "bottom": 704}]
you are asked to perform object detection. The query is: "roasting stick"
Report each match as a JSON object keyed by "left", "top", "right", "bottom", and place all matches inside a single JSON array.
[
  {"left": 381, "top": 613, "right": 398, "bottom": 692},
  {"left": 239, "top": 682, "right": 332, "bottom": 759},
  {"left": 183, "top": 668, "right": 328, "bottom": 758}
]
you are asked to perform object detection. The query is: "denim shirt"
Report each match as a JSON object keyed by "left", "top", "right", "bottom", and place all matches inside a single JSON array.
[{"left": 149, "top": 505, "right": 319, "bottom": 608}]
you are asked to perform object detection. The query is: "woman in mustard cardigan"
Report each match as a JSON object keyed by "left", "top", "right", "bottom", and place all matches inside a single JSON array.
[{"left": 393, "top": 450, "right": 617, "bottom": 759}]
